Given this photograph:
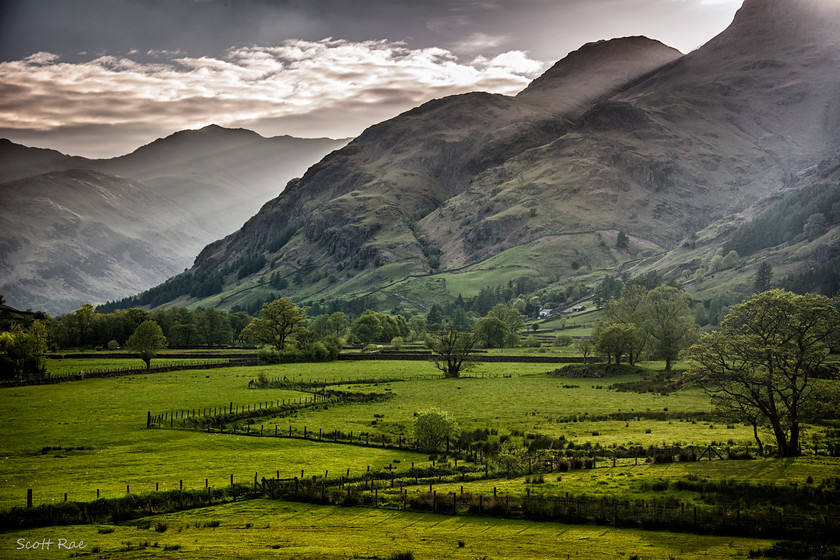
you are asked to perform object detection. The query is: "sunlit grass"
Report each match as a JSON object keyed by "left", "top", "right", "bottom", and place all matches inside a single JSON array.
[{"left": 0, "top": 500, "right": 775, "bottom": 560}]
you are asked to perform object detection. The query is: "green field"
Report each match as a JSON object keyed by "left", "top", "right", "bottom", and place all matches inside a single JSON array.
[
  {"left": 0, "top": 500, "right": 775, "bottom": 560},
  {"left": 2, "top": 358, "right": 838, "bottom": 558}
]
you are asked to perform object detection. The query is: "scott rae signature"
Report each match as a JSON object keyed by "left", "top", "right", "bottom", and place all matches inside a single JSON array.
[{"left": 16, "top": 538, "right": 87, "bottom": 551}]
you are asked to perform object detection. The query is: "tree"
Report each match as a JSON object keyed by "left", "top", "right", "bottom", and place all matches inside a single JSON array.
[
  {"left": 70, "top": 303, "right": 101, "bottom": 347},
  {"left": 576, "top": 337, "right": 594, "bottom": 363},
  {"left": 616, "top": 231, "right": 630, "bottom": 249},
  {"left": 328, "top": 312, "right": 349, "bottom": 338},
  {"left": 408, "top": 314, "right": 427, "bottom": 341},
  {"left": 803, "top": 212, "right": 828, "bottom": 239},
  {"left": 495, "top": 440, "right": 523, "bottom": 477},
  {"left": 595, "top": 322, "right": 640, "bottom": 365},
  {"left": 350, "top": 310, "right": 382, "bottom": 344},
  {"left": 426, "top": 304, "right": 444, "bottom": 327},
  {"left": 426, "top": 321, "right": 481, "bottom": 378},
  {"left": 686, "top": 290, "right": 840, "bottom": 457},
  {"left": 642, "top": 286, "right": 696, "bottom": 371},
  {"left": 126, "top": 320, "right": 167, "bottom": 369},
  {"left": 487, "top": 304, "right": 525, "bottom": 334},
  {"left": 475, "top": 316, "right": 510, "bottom": 348},
  {"left": 242, "top": 297, "right": 307, "bottom": 350},
  {"left": 594, "top": 285, "right": 649, "bottom": 364},
  {"left": 753, "top": 262, "right": 773, "bottom": 293},
  {"left": 195, "top": 308, "right": 233, "bottom": 347},
  {"left": 0, "top": 321, "right": 48, "bottom": 379},
  {"left": 413, "top": 407, "right": 458, "bottom": 452}
]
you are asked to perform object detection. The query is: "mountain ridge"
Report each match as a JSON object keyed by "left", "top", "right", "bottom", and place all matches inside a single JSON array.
[
  {"left": 29, "top": 0, "right": 840, "bottom": 316},
  {"left": 1, "top": 127, "right": 349, "bottom": 314}
]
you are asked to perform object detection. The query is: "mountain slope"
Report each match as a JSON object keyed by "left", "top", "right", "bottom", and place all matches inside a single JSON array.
[
  {"left": 170, "top": 38, "right": 681, "bottom": 307},
  {"left": 112, "top": 0, "right": 840, "bottom": 315},
  {"left": 0, "top": 128, "right": 348, "bottom": 314}
]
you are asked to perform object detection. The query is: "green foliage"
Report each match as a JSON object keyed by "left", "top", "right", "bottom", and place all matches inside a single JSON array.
[
  {"left": 425, "top": 321, "right": 481, "bottom": 377},
  {"left": 594, "top": 285, "right": 695, "bottom": 369},
  {"left": 0, "top": 320, "right": 48, "bottom": 379},
  {"left": 687, "top": 289, "right": 840, "bottom": 457},
  {"left": 642, "top": 286, "right": 696, "bottom": 371},
  {"left": 782, "top": 255, "right": 840, "bottom": 296},
  {"left": 413, "top": 408, "right": 458, "bottom": 452},
  {"left": 266, "top": 224, "right": 299, "bottom": 253},
  {"left": 475, "top": 316, "right": 510, "bottom": 348},
  {"left": 595, "top": 323, "right": 640, "bottom": 365},
  {"left": 475, "top": 304, "right": 524, "bottom": 348},
  {"left": 724, "top": 183, "right": 840, "bottom": 257},
  {"left": 523, "top": 335, "right": 541, "bottom": 348},
  {"left": 98, "top": 266, "right": 225, "bottom": 311},
  {"left": 753, "top": 262, "right": 773, "bottom": 293},
  {"left": 576, "top": 337, "right": 594, "bottom": 363},
  {"left": 233, "top": 254, "right": 267, "bottom": 280},
  {"left": 593, "top": 275, "right": 624, "bottom": 308},
  {"left": 349, "top": 310, "right": 410, "bottom": 344},
  {"left": 195, "top": 308, "right": 234, "bottom": 347},
  {"left": 257, "top": 338, "right": 339, "bottom": 364},
  {"left": 496, "top": 439, "right": 523, "bottom": 477},
  {"left": 241, "top": 298, "right": 307, "bottom": 350},
  {"left": 553, "top": 334, "right": 574, "bottom": 347},
  {"left": 126, "top": 320, "right": 167, "bottom": 369}
]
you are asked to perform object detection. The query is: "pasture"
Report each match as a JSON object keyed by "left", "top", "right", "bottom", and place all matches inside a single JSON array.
[{"left": 2, "top": 356, "right": 839, "bottom": 558}]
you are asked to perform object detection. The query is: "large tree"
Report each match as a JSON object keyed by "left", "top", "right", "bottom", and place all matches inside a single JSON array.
[
  {"left": 643, "top": 286, "right": 696, "bottom": 371},
  {"left": 686, "top": 290, "right": 840, "bottom": 457},
  {"left": 426, "top": 321, "right": 481, "bottom": 378},
  {"left": 126, "top": 320, "right": 167, "bottom": 369},
  {"left": 195, "top": 307, "right": 233, "bottom": 347},
  {"left": 242, "top": 297, "right": 307, "bottom": 350}
]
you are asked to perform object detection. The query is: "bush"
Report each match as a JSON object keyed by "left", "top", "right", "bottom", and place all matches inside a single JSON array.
[
  {"left": 414, "top": 408, "right": 458, "bottom": 453},
  {"left": 524, "top": 335, "right": 541, "bottom": 348},
  {"left": 553, "top": 335, "right": 574, "bottom": 347},
  {"left": 257, "top": 341, "right": 339, "bottom": 364}
]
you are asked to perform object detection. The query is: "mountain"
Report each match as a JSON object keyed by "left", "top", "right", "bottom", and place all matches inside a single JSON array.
[
  {"left": 0, "top": 128, "right": 349, "bottom": 314},
  {"left": 97, "top": 0, "right": 840, "bottom": 316}
]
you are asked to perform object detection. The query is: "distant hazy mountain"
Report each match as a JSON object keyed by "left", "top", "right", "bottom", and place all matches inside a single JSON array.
[
  {"left": 0, "top": 128, "right": 348, "bottom": 314},
  {"left": 58, "top": 0, "right": 840, "bottom": 315}
]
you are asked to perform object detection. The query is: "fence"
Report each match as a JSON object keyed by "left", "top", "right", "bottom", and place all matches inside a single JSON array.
[
  {"left": 1, "top": 359, "right": 258, "bottom": 387},
  {"left": 338, "top": 353, "right": 590, "bottom": 363},
  {"left": 256, "top": 475, "right": 840, "bottom": 543},
  {"left": 10, "top": 461, "right": 840, "bottom": 542}
]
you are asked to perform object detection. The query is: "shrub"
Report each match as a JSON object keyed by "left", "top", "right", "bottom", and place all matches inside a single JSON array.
[
  {"left": 414, "top": 408, "right": 458, "bottom": 452},
  {"left": 524, "top": 335, "right": 541, "bottom": 348},
  {"left": 553, "top": 334, "right": 574, "bottom": 347}
]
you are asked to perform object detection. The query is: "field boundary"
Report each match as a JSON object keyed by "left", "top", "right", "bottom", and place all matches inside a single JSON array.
[{"left": 1, "top": 359, "right": 258, "bottom": 388}]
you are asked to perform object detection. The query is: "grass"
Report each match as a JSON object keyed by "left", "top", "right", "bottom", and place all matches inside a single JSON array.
[
  {"left": 43, "top": 357, "right": 230, "bottom": 375},
  {"left": 0, "top": 499, "right": 776, "bottom": 559},
  {"left": 2, "top": 357, "right": 838, "bottom": 556}
]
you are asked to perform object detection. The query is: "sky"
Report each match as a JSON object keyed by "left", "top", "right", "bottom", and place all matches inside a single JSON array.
[{"left": 0, "top": 0, "right": 743, "bottom": 158}]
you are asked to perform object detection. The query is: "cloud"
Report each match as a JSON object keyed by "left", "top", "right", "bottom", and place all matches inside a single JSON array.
[{"left": 0, "top": 38, "right": 549, "bottom": 157}]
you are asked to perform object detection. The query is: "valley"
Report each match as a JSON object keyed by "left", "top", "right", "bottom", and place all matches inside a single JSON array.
[{"left": 3, "top": 1, "right": 840, "bottom": 558}]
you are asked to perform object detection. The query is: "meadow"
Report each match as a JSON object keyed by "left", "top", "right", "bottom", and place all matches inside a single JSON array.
[{"left": 2, "top": 356, "right": 839, "bottom": 558}]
